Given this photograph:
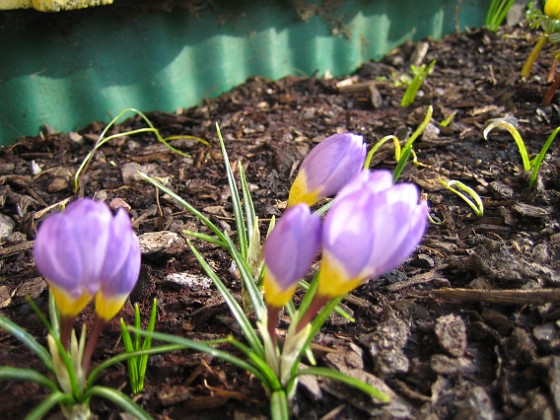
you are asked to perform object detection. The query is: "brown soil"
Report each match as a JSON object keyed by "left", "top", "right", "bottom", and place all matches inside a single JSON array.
[{"left": 1, "top": 24, "right": 560, "bottom": 419}]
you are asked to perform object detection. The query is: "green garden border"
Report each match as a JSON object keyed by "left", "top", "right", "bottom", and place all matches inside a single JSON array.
[{"left": 0, "top": 0, "right": 487, "bottom": 143}]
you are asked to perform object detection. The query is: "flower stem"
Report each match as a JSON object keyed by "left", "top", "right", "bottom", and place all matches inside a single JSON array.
[
  {"left": 521, "top": 33, "right": 547, "bottom": 78},
  {"left": 543, "top": 71, "right": 560, "bottom": 105},
  {"left": 548, "top": 56, "right": 558, "bottom": 83},
  {"left": 60, "top": 315, "right": 75, "bottom": 350},
  {"left": 295, "top": 294, "right": 329, "bottom": 333},
  {"left": 82, "top": 316, "right": 105, "bottom": 374},
  {"left": 267, "top": 305, "right": 280, "bottom": 349}
]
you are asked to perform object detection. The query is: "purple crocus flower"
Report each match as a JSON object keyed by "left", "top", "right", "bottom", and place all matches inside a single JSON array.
[
  {"left": 263, "top": 204, "right": 321, "bottom": 308},
  {"left": 287, "top": 133, "right": 366, "bottom": 207},
  {"left": 317, "top": 170, "right": 428, "bottom": 298},
  {"left": 34, "top": 198, "right": 141, "bottom": 321}
]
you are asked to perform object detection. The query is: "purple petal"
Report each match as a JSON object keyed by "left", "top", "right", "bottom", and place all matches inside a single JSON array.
[
  {"left": 320, "top": 170, "right": 428, "bottom": 291},
  {"left": 264, "top": 204, "right": 321, "bottom": 290},
  {"left": 294, "top": 133, "right": 366, "bottom": 201},
  {"left": 34, "top": 213, "right": 85, "bottom": 298},
  {"left": 99, "top": 209, "right": 141, "bottom": 296}
]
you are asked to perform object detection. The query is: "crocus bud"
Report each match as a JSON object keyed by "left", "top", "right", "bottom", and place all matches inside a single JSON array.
[
  {"left": 317, "top": 170, "right": 428, "bottom": 298},
  {"left": 263, "top": 204, "right": 321, "bottom": 308},
  {"left": 34, "top": 199, "right": 141, "bottom": 321},
  {"left": 545, "top": 0, "right": 560, "bottom": 20},
  {"left": 287, "top": 133, "right": 366, "bottom": 207}
]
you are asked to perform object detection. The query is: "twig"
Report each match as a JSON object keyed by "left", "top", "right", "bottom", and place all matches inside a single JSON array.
[{"left": 417, "top": 288, "right": 560, "bottom": 305}]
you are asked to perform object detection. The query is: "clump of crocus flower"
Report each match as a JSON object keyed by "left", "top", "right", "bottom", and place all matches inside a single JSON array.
[
  {"left": 287, "top": 133, "right": 366, "bottom": 207},
  {"left": 297, "top": 169, "right": 428, "bottom": 329},
  {"left": 263, "top": 168, "right": 428, "bottom": 382},
  {"left": 34, "top": 198, "right": 141, "bottom": 374}
]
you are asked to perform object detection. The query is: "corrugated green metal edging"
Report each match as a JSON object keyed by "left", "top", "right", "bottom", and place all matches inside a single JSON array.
[{"left": 0, "top": 0, "right": 488, "bottom": 144}]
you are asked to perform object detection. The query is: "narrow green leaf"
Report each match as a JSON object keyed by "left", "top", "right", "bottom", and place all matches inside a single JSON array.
[
  {"left": 119, "top": 319, "right": 136, "bottom": 353},
  {"left": 0, "top": 315, "right": 53, "bottom": 372},
  {"left": 188, "top": 241, "right": 265, "bottom": 358},
  {"left": 403, "top": 105, "right": 433, "bottom": 149},
  {"left": 138, "top": 298, "right": 158, "bottom": 390},
  {"left": 270, "top": 390, "right": 290, "bottom": 420},
  {"left": 119, "top": 319, "right": 139, "bottom": 391},
  {"left": 442, "top": 179, "right": 484, "bottom": 217},
  {"left": 225, "top": 336, "right": 281, "bottom": 391},
  {"left": 48, "top": 330, "right": 82, "bottom": 401},
  {"left": 294, "top": 367, "right": 391, "bottom": 403},
  {"left": 88, "top": 386, "right": 152, "bottom": 420},
  {"left": 530, "top": 126, "right": 560, "bottom": 188},
  {"left": 221, "top": 233, "right": 267, "bottom": 319},
  {"left": 364, "top": 135, "right": 401, "bottom": 169},
  {"left": 134, "top": 303, "right": 142, "bottom": 351},
  {"left": 401, "top": 60, "right": 435, "bottom": 107},
  {"left": 73, "top": 107, "right": 199, "bottom": 192},
  {"left": 484, "top": 120, "right": 531, "bottom": 171},
  {"left": 215, "top": 124, "right": 249, "bottom": 258},
  {"left": 127, "top": 329, "right": 272, "bottom": 391},
  {"left": 48, "top": 291, "right": 60, "bottom": 338},
  {"left": 285, "top": 301, "right": 316, "bottom": 366},
  {"left": 182, "top": 230, "right": 225, "bottom": 246},
  {"left": 239, "top": 162, "right": 257, "bottom": 239},
  {"left": 25, "top": 391, "right": 75, "bottom": 420},
  {"left": 138, "top": 172, "right": 226, "bottom": 242},
  {"left": 0, "top": 366, "right": 59, "bottom": 392},
  {"left": 87, "top": 344, "right": 185, "bottom": 388},
  {"left": 313, "top": 200, "right": 334, "bottom": 217},
  {"left": 393, "top": 146, "right": 413, "bottom": 182}
]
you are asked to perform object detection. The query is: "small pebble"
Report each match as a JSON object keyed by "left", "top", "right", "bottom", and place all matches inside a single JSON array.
[
  {"left": 533, "top": 323, "right": 560, "bottom": 350},
  {"left": 164, "top": 272, "right": 212, "bottom": 290},
  {"left": 434, "top": 313, "right": 467, "bottom": 357},
  {"left": 0, "top": 213, "right": 15, "bottom": 241},
  {"left": 138, "top": 231, "right": 187, "bottom": 256}
]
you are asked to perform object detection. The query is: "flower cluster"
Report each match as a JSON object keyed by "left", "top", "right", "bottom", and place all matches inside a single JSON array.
[
  {"left": 34, "top": 199, "right": 140, "bottom": 323},
  {"left": 263, "top": 133, "right": 428, "bottom": 338},
  {"left": 33, "top": 198, "right": 141, "bottom": 368}
]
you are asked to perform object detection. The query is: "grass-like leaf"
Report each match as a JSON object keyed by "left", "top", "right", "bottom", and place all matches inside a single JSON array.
[
  {"left": 485, "top": 0, "right": 515, "bottom": 31},
  {"left": 0, "top": 315, "right": 53, "bottom": 372},
  {"left": 88, "top": 386, "right": 152, "bottom": 420},
  {"left": 239, "top": 162, "right": 257, "bottom": 240},
  {"left": 220, "top": 233, "right": 267, "bottom": 319},
  {"left": 120, "top": 299, "right": 158, "bottom": 394},
  {"left": 484, "top": 120, "right": 531, "bottom": 171},
  {"left": 270, "top": 390, "right": 290, "bottom": 420},
  {"left": 73, "top": 107, "right": 208, "bottom": 193},
  {"left": 364, "top": 135, "right": 400, "bottom": 169},
  {"left": 529, "top": 126, "right": 560, "bottom": 188},
  {"left": 224, "top": 336, "right": 281, "bottom": 391},
  {"left": 0, "top": 366, "right": 59, "bottom": 392},
  {"left": 187, "top": 240, "right": 265, "bottom": 358},
  {"left": 128, "top": 328, "right": 273, "bottom": 392},
  {"left": 86, "top": 344, "right": 185, "bottom": 388},
  {"left": 484, "top": 120, "right": 559, "bottom": 188},
  {"left": 25, "top": 391, "right": 75, "bottom": 420},
  {"left": 393, "top": 146, "right": 413, "bottom": 182},
  {"left": 293, "top": 366, "right": 390, "bottom": 403},
  {"left": 216, "top": 124, "right": 249, "bottom": 259},
  {"left": 138, "top": 172, "right": 226, "bottom": 243},
  {"left": 401, "top": 60, "right": 436, "bottom": 107},
  {"left": 441, "top": 179, "right": 484, "bottom": 216}
]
